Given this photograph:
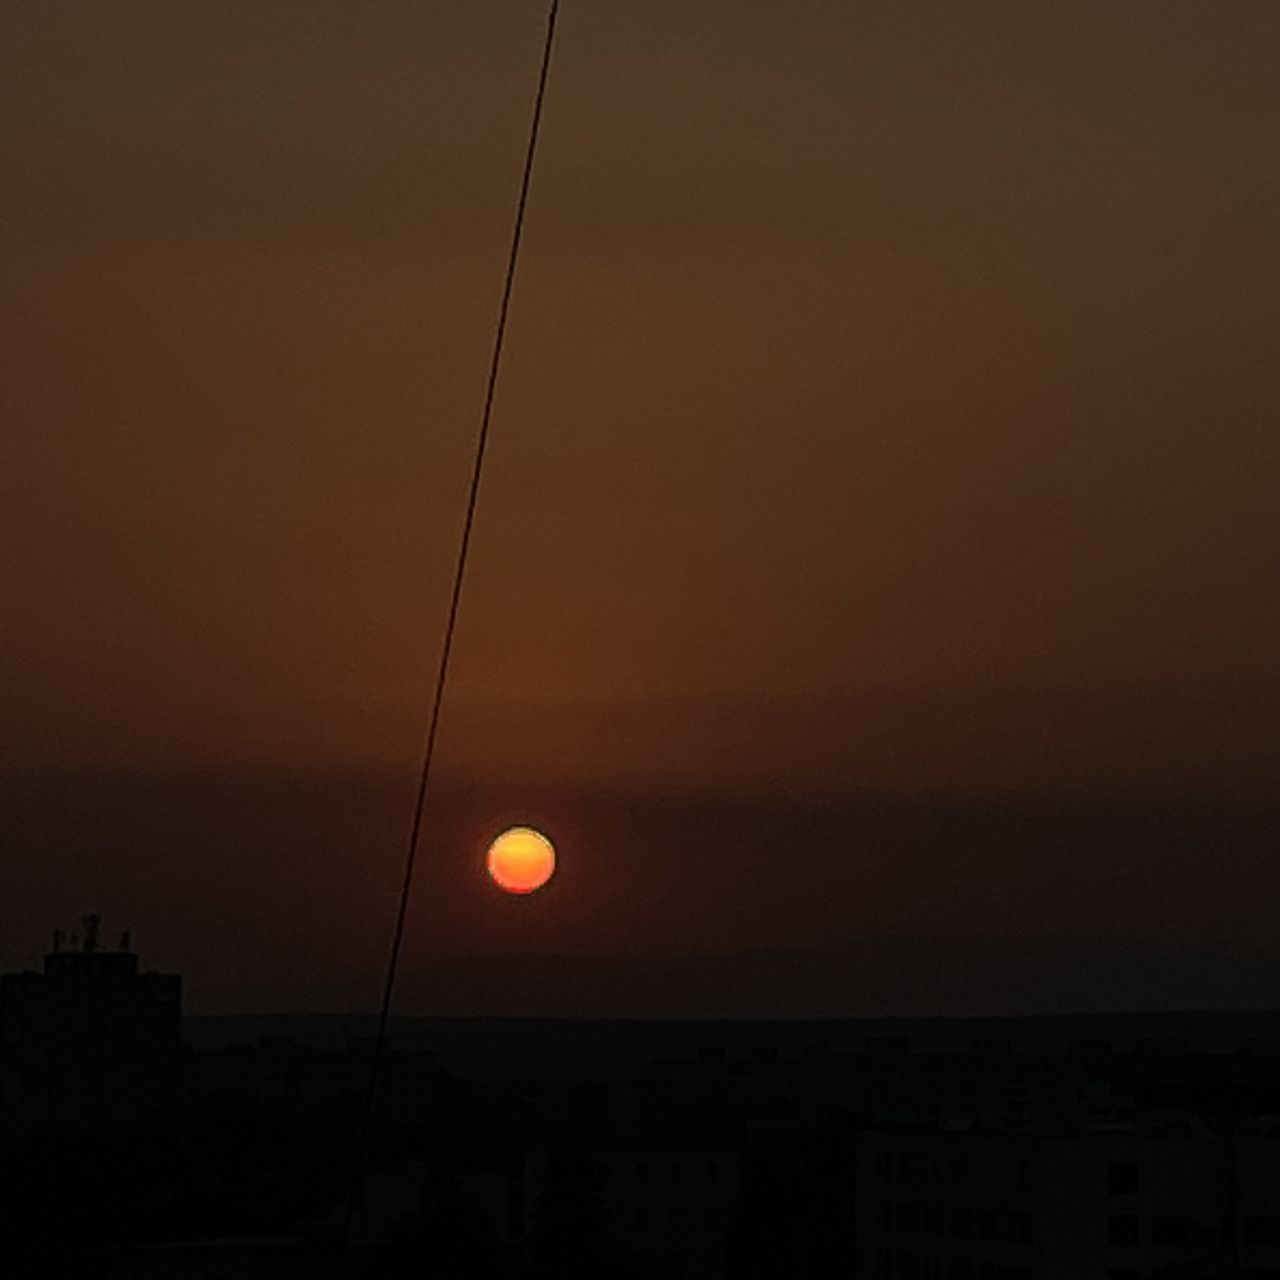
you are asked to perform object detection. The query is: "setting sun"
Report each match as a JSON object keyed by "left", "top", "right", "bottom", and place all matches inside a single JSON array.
[{"left": 486, "top": 826, "right": 556, "bottom": 895}]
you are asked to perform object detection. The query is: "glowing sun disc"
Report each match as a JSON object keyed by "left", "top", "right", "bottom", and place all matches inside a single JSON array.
[{"left": 486, "top": 826, "right": 555, "bottom": 894}]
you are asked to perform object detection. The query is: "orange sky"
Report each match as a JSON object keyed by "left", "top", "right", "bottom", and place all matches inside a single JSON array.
[{"left": 2, "top": 2, "right": 1278, "bottom": 1011}]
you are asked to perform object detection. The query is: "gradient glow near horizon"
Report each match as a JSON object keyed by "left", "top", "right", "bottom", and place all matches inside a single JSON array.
[{"left": 486, "top": 827, "right": 556, "bottom": 895}]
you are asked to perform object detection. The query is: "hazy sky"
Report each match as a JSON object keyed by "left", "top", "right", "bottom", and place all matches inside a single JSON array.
[{"left": 3, "top": 3, "right": 1278, "bottom": 1013}]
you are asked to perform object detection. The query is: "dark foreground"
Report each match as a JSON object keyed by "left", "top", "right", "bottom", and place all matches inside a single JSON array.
[{"left": 7, "top": 943, "right": 1280, "bottom": 1276}]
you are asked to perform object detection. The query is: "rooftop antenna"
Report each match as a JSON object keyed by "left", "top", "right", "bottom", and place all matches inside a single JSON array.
[{"left": 81, "top": 914, "right": 101, "bottom": 954}]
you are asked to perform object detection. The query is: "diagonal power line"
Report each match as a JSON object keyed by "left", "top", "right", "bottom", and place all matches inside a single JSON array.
[{"left": 340, "top": 1, "right": 562, "bottom": 1268}]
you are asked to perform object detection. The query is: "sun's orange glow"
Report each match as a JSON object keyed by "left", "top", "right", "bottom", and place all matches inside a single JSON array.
[{"left": 486, "top": 826, "right": 556, "bottom": 895}]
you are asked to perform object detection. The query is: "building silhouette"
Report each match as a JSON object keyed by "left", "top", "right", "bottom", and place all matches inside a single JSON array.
[
  {"left": 7, "top": 931, "right": 1280, "bottom": 1276},
  {"left": 857, "top": 1114, "right": 1280, "bottom": 1278},
  {"left": 0, "top": 916, "right": 182, "bottom": 1133}
]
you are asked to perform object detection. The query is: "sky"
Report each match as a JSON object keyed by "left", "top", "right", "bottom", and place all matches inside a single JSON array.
[{"left": 3, "top": 2, "right": 1278, "bottom": 1015}]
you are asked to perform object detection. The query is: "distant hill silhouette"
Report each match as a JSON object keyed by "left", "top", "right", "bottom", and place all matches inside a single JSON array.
[{"left": 188, "top": 933, "right": 1280, "bottom": 1027}]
